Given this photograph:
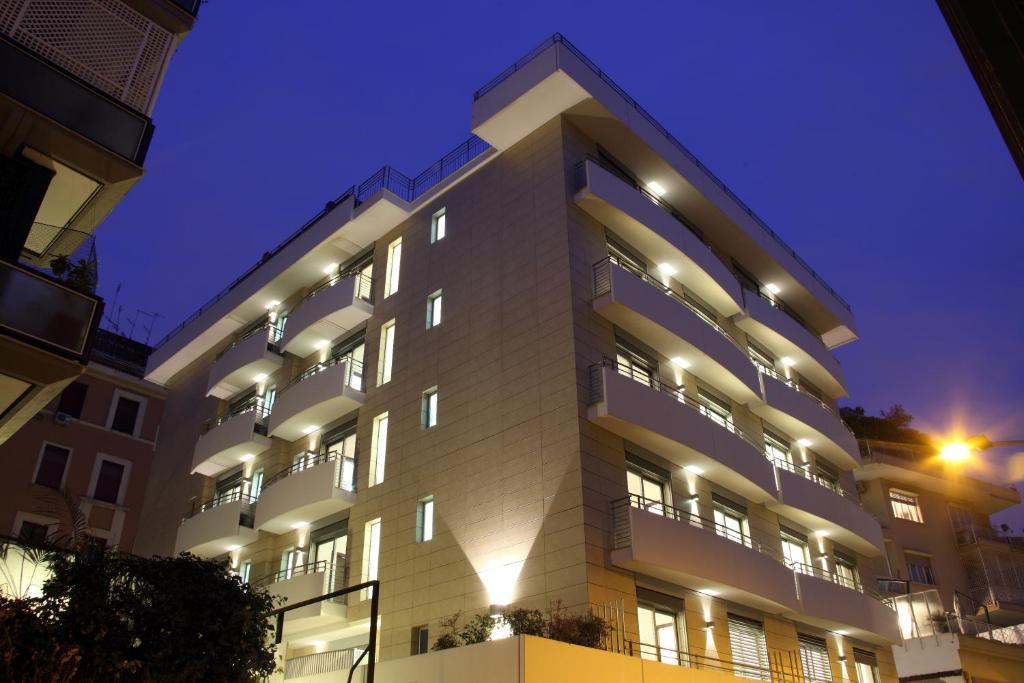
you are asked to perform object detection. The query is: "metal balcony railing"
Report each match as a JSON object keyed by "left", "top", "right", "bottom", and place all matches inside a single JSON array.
[
  {"left": 201, "top": 395, "right": 271, "bottom": 435},
  {"left": 476, "top": 33, "right": 851, "bottom": 314},
  {"left": 304, "top": 271, "right": 373, "bottom": 304},
  {"left": 214, "top": 320, "right": 282, "bottom": 361},
  {"left": 254, "top": 558, "right": 343, "bottom": 588},
  {"left": 955, "top": 526, "right": 1024, "bottom": 552},
  {"left": 622, "top": 640, "right": 817, "bottom": 683},
  {"left": 284, "top": 647, "right": 365, "bottom": 680},
  {"left": 767, "top": 456, "right": 847, "bottom": 499},
  {"left": 281, "top": 355, "right": 364, "bottom": 393},
  {"left": 183, "top": 488, "right": 256, "bottom": 523},
  {"left": 893, "top": 589, "right": 1024, "bottom": 646},
  {"left": 262, "top": 452, "right": 356, "bottom": 493}
]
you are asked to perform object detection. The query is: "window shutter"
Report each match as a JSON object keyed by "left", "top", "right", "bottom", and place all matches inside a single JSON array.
[
  {"left": 798, "top": 634, "right": 832, "bottom": 682},
  {"left": 726, "top": 614, "right": 770, "bottom": 681}
]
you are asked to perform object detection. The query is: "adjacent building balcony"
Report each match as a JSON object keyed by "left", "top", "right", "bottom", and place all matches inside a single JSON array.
[
  {"left": 174, "top": 492, "right": 258, "bottom": 557},
  {"left": 767, "top": 461, "right": 885, "bottom": 557},
  {"left": 753, "top": 373, "right": 860, "bottom": 469},
  {"left": 267, "top": 357, "right": 365, "bottom": 442},
  {"left": 279, "top": 272, "right": 373, "bottom": 356},
  {"left": 611, "top": 496, "right": 800, "bottom": 614},
  {"left": 257, "top": 560, "right": 347, "bottom": 637},
  {"left": 575, "top": 158, "right": 743, "bottom": 316},
  {"left": 588, "top": 361, "right": 776, "bottom": 503},
  {"left": 283, "top": 648, "right": 366, "bottom": 681},
  {"left": 207, "top": 324, "right": 284, "bottom": 399},
  {"left": 255, "top": 453, "right": 357, "bottom": 533},
  {"left": 592, "top": 259, "right": 760, "bottom": 405},
  {"left": 794, "top": 568, "right": 900, "bottom": 644},
  {"left": 191, "top": 399, "right": 272, "bottom": 477}
]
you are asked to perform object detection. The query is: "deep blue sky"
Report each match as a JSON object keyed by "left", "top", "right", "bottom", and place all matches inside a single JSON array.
[{"left": 98, "top": 3, "right": 1024, "bottom": 470}]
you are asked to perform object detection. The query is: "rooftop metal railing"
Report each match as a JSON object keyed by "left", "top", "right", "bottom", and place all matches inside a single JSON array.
[{"left": 475, "top": 33, "right": 851, "bottom": 313}]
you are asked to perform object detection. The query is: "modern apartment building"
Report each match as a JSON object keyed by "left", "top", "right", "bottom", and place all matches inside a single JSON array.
[
  {"left": 138, "top": 35, "right": 899, "bottom": 683},
  {"left": 0, "top": 0, "right": 197, "bottom": 445},
  {"left": 855, "top": 438, "right": 1024, "bottom": 681},
  {"left": 0, "top": 328, "right": 164, "bottom": 554}
]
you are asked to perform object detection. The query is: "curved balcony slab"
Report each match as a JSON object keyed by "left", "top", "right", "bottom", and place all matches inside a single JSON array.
[
  {"left": 594, "top": 262, "right": 760, "bottom": 405},
  {"left": 768, "top": 466, "right": 884, "bottom": 557},
  {"left": 794, "top": 572, "right": 900, "bottom": 645},
  {"left": 255, "top": 458, "right": 356, "bottom": 533},
  {"left": 612, "top": 505, "right": 800, "bottom": 614},
  {"left": 265, "top": 570, "right": 347, "bottom": 636},
  {"left": 174, "top": 498, "right": 257, "bottom": 557},
  {"left": 588, "top": 364, "right": 776, "bottom": 503},
  {"left": 576, "top": 159, "right": 743, "bottom": 316},
  {"left": 268, "top": 359, "right": 364, "bottom": 442},
  {"left": 753, "top": 374, "right": 860, "bottom": 469},
  {"left": 280, "top": 275, "right": 373, "bottom": 356},
  {"left": 191, "top": 410, "right": 271, "bottom": 477},
  {"left": 735, "top": 290, "right": 846, "bottom": 398},
  {"left": 207, "top": 329, "right": 283, "bottom": 399}
]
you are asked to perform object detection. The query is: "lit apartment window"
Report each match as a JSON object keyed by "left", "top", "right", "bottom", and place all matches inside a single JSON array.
[
  {"left": 853, "top": 649, "right": 881, "bottom": 683},
  {"left": 637, "top": 605, "right": 685, "bottom": 664},
  {"left": 431, "top": 207, "right": 446, "bottom": 243},
  {"left": 279, "top": 547, "right": 297, "bottom": 581},
  {"left": 426, "top": 290, "right": 443, "bottom": 328},
  {"left": 834, "top": 552, "right": 861, "bottom": 590},
  {"left": 626, "top": 466, "right": 666, "bottom": 516},
  {"left": 362, "top": 518, "right": 382, "bottom": 587},
  {"left": 906, "top": 553, "right": 936, "bottom": 585},
  {"left": 34, "top": 443, "right": 70, "bottom": 489},
  {"left": 369, "top": 413, "right": 389, "bottom": 486},
  {"left": 250, "top": 467, "right": 264, "bottom": 498},
  {"left": 378, "top": 319, "right": 396, "bottom": 385},
  {"left": 421, "top": 387, "right": 438, "bottom": 429},
  {"left": 92, "top": 458, "right": 127, "bottom": 504},
  {"left": 271, "top": 313, "right": 288, "bottom": 343},
  {"left": 260, "top": 385, "right": 276, "bottom": 416},
  {"left": 780, "top": 528, "right": 812, "bottom": 574},
  {"left": 238, "top": 560, "right": 252, "bottom": 585},
  {"left": 889, "top": 489, "right": 923, "bottom": 523},
  {"left": 412, "top": 625, "right": 429, "bottom": 655},
  {"left": 798, "top": 635, "right": 832, "bottom": 683},
  {"left": 697, "top": 389, "right": 733, "bottom": 432},
  {"left": 384, "top": 237, "right": 402, "bottom": 297},
  {"left": 712, "top": 495, "right": 749, "bottom": 547},
  {"left": 616, "top": 343, "right": 656, "bottom": 387},
  {"left": 108, "top": 391, "right": 144, "bottom": 436},
  {"left": 747, "top": 342, "right": 777, "bottom": 378},
  {"left": 763, "top": 429, "right": 793, "bottom": 465},
  {"left": 416, "top": 496, "right": 434, "bottom": 543},
  {"left": 727, "top": 615, "right": 770, "bottom": 681}
]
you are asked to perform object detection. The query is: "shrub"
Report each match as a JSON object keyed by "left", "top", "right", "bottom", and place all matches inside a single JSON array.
[
  {"left": 431, "top": 612, "right": 463, "bottom": 651},
  {"left": 459, "top": 613, "right": 494, "bottom": 644},
  {"left": 544, "top": 601, "right": 610, "bottom": 649},
  {"left": 500, "top": 606, "right": 545, "bottom": 637}
]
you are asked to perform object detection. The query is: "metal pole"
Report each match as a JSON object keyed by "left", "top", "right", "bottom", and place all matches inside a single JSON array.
[{"left": 367, "top": 580, "right": 379, "bottom": 683}]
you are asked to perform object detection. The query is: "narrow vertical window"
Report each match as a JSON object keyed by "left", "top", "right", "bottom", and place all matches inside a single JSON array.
[
  {"left": 412, "top": 625, "right": 430, "bottom": 655},
  {"left": 369, "top": 413, "right": 389, "bottom": 486},
  {"left": 426, "top": 290, "right": 443, "bottom": 329},
  {"left": 421, "top": 387, "right": 438, "bottom": 429},
  {"left": 431, "top": 207, "right": 446, "bottom": 243},
  {"left": 35, "top": 444, "right": 71, "bottom": 489},
  {"left": 238, "top": 559, "right": 252, "bottom": 584},
  {"left": 378, "top": 319, "right": 396, "bottom": 385},
  {"left": 362, "top": 518, "right": 382, "bottom": 595},
  {"left": 416, "top": 496, "right": 434, "bottom": 543},
  {"left": 384, "top": 237, "right": 402, "bottom": 297},
  {"left": 92, "top": 460, "right": 126, "bottom": 504},
  {"left": 250, "top": 467, "right": 264, "bottom": 498}
]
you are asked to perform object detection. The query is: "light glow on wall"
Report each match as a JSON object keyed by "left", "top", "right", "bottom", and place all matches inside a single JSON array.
[
  {"left": 657, "top": 262, "right": 677, "bottom": 277},
  {"left": 239, "top": 453, "right": 255, "bottom": 462},
  {"left": 647, "top": 181, "right": 667, "bottom": 196},
  {"left": 302, "top": 425, "right": 319, "bottom": 435},
  {"left": 478, "top": 560, "right": 525, "bottom": 606},
  {"left": 253, "top": 373, "right": 268, "bottom": 383},
  {"left": 765, "top": 283, "right": 781, "bottom": 294}
]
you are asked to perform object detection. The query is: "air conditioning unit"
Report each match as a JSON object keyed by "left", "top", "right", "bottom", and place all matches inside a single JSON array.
[{"left": 54, "top": 412, "right": 74, "bottom": 425}]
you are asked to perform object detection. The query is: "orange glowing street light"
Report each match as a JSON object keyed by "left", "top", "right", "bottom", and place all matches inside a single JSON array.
[{"left": 938, "top": 436, "right": 1024, "bottom": 463}]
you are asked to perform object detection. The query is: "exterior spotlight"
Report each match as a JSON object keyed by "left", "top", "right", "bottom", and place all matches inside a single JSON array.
[
  {"left": 704, "top": 621, "right": 715, "bottom": 630},
  {"left": 797, "top": 438, "right": 812, "bottom": 447},
  {"left": 765, "top": 283, "right": 781, "bottom": 294},
  {"left": 657, "top": 263, "right": 678, "bottom": 277},
  {"left": 265, "top": 300, "right": 280, "bottom": 310},
  {"left": 647, "top": 181, "right": 667, "bottom": 196},
  {"left": 670, "top": 357, "right": 691, "bottom": 369},
  {"left": 684, "top": 464, "right": 704, "bottom": 475},
  {"left": 939, "top": 442, "right": 971, "bottom": 463}
]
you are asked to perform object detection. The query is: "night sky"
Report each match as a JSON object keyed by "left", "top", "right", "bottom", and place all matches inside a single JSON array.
[{"left": 96, "top": 3, "right": 1024, "bottom": 485}]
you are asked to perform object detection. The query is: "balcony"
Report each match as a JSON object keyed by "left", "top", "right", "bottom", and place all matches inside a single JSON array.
[
  {"left": 588, "top": 361, "right": 776, "bottom": 503},
  {"left": 280, "top": 273, "right": 373, "bottom": 356},
  {"left": 794, "top": 568, "right": 900, "bottom": 644},
  {"left": 575, "top": 159, "right": 743, "bottom": 316},
  {"left": 254, "top": 453, "right": 357, "bottom": 533},
  {"left": 592, "top": 259, "right": 760, "bottom": 405},
  {"left": 767, "top": 460, "right": 884, "bottom": 557},
  {"left": 611, "top": 496, "right": 800, "bottom": 614},
  {"left": 752, "top": 373, "right": 860, "bottom": 469},
  {"left": 268, "top": 357, "right": 365, "bottom": 442},
  {"left": 734, "top": 287, "right": 846, "bottom": 398},
  {"left": 190, "top": 400, "right": 272, "bottom": 477},
  {"left": 284, "top": 648, "right": 366, "bottom": 681},
  {"left": 257, "top": 560, "right": 347, "bottom": 636},
  {"left": 207, "top": 324, "right": 283, "bottom": 399},
  {"left": 174, "top": 493, "right": 257, "bottom": 557}
]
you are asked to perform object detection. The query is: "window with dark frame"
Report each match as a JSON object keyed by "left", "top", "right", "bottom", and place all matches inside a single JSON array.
[
  {"left": 110, "top": 396, "right": 141, "bottom": 435},
  {"left": 19, "top": 520, "right": 49, "bottom": 545},
  {"left": 56, "top": 381, "right": 88, "bottom": 419},
  {"left": 412, "top": 625, "right": 429, "bottom": 655},
  {"left": 35, "top": 444, "right": 70, "bottom": 489},
  {"left": 92, "top": 460, "right": 125, "bottom": 504}
]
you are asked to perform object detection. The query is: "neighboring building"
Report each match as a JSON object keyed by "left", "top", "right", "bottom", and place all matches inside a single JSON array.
[
  {"left": 138, "top": 35, "right": 899, "bottom": 683},
  {"left": 935, "top": 0, "right": 1024, "bottom": 181},
  {"left": 0, "top": 0, "right": 198, "bottom": 444},
  {"left": 856, "top": 438, "right": 1024, "bottom": 681},
  {"left": 0, "top": 328, "right": 165, "bottom": 552}
]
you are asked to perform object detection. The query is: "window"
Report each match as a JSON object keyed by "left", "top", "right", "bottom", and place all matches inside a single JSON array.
[
  {"left": 18, "top": 520, "right": 50, "bottom": 545},
  {"left": 853, "top": 649, "right": 880, "bottom": 683},
  {"left": 355, "top": 259, "right": 374, "bottom": 301},
  {"left": 697, "top": 389, "right": 733, "bottom": 432},
  {"left": 421, "top": 387, "right": 438, "bottom": 429},
  {"left": 323, "top": 424, "right": 357, "bottom": 491},
  {"left": 431, "top": 207, "right": 446, "bottom": 243},
  {"left": 34, "top": 443, "right": 70, "bottom": 489},
  {"left": 279, "top": 546, "right": 297, "bottom": 580},
  {"left": 906, "top": 554, "right": 936, "bottom": 585},
  {"left": 362, "top": 518, "right": 382, "bottom": 593},
  {"left": 260, "top": 386, "right": 276, "bottom": 416},
  {"left": 369, "top": 413, "right": 389, "bottom": 486},
  {"left": 333, "top": 334, "right": 365, "bottom": 391},
  {"left": 637, "top": 605, "right": 684, "bottom": 664},
  {"left": 627, "top": 466, "right": 667, "bottom": 515},
  {"left": 727, "top": 615, "right": 770, "bottom": 681},
  {"left": 412, "top": 625, "right": 430, "bottom": 655},
  {"left": 813, "top": 458, "right": 839, "bottom": 490},
  {"left": 250, "top": 467, "right": 264, "bottom": 499},
  {"left": 416, "top": 496, "right": 434, "bottom": 543},
  {"left": 312, "top": 522, "right": 348, "bottom": 591},
  {"left": 889, "top": 489, "right": 923, "bottom": 523},
  {"left": 92, "top": 459, "right": 126, "bottom": 504},
  {"left": 56, "top": 381, "right": 88, "bottom": 418},
  {"left": 607, "top": 238, "right": 646, "bottom": 277},
  {"left": 384, "top": 237, "right": 402, "bottom": 297},
  {"left": 948, "top": 505, "right": 974, "bottom": 532},
  {"left": 764, "top": 429, "right": 793, "bottom": 465},
  {"left": 271, "top": 313, "right": 288, "bottom": 343},
  {"left": 109, "top": 392, "right": 142, "bottom": 436},
  {"left": 747, "top": 342, "right": 777, "bottom": 378},
  {"left": 616, "top": 343, "right": 656, "bottom": 387},
  {"left": 214, "top": 471, "right": 244, "bottom": 505},
  {"left": 378, "top": 319, "right": 396, "bottom": 385},
  {"left": 426, "top": 290, "right": 443, "bottom": 329},
  {"left": 713, "top": 495, "right": 749, "bottom": 547},
  {"left": 780, "top": 528, "right": 811, "bottom": 574},
  {"left": 798, "top": 635, "right": 832, "bottom": 683},
  {"left": 834, "top": 552, "right": 861, "bottom": 590},
  {"left": 238, "top": 559, "right": 252, "bottom": 584}
]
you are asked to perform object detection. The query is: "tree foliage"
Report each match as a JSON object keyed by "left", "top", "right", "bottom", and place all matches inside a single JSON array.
[
  {"left": 840, "top": 404, "right": 928, "bottom": 444},
  {"left": 49, "top": 254, "right": 98, "bottom": 293},
  {"left": 433, "top": 602, "right": 609, "bottom": 651}
]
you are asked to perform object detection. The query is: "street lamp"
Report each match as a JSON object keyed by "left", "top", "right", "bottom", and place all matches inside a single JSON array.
[{"left": 939, "top": 437, "right": 1024, "bottom": 463}]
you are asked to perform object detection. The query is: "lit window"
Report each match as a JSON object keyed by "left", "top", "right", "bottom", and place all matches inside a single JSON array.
[
  {"left": 378, "top": 319, "right": 396, "bottom": 385},
  {"left": 763, "top": 429, "right": 793, "bottom": 465},
  {"left": 834, "top": 552, "right": 861, "bottom": 590},
  {"left": 637, "top": 605, "right": 685, "bottom": 665},
  {"left": 853, "top": 649, "right": 880, "bottom": 683},
  {"left": 889, "top": 489, "right": 923, "bottom": 523},
  {"left": 34, "top": 443, "right": 70, "bottom": 489},
  {"left": 713, "top": 497, "right": 749, "bottom": 547},
  {"left": 250, "top": 467, "right": 264, "bottom": 499},
  {"left": 798, "top": 635, "right": 831, "bottom": 683},
  {"left": 238, "top": 559, "right": 252, "bottom": 584},
  {"left": 426, "top": 290, "right": 443, "bottom": 329},
  {"left": 780, "top": 529, "right": 812, "bottom": 574},
  {"left": 906, "top": 554, "right": 936, "bottom": 585},
  {"left": 362, "top": 518, "right": 382, "bottom": 593},
  {"left": 697, "top": 389, "right": 733, "bottom": 432},
  {"left": 626, "top": 467, "right": 666, "bottom": 516},
  {"left": 384, "top": 237, "right": 402, "bottom": 297},
  {"left": 727, "top": 615, "right": 770, "bottom": 680},
  {"left": 369, "top": 413, "right": 389, "bottom": 486},
  {"left": 421, "top": 387, "right": 438, "bottom": 429},
  {"left": 416, "top": 496, "right": 434, "bottom": 543},
  {"left": 431, "top": 208, "right": 446, "bottom": 243}
]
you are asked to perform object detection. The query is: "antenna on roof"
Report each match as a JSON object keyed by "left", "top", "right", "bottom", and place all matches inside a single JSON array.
[{"left": 103, "top": 283, "right": 123, "bottom": 332}]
